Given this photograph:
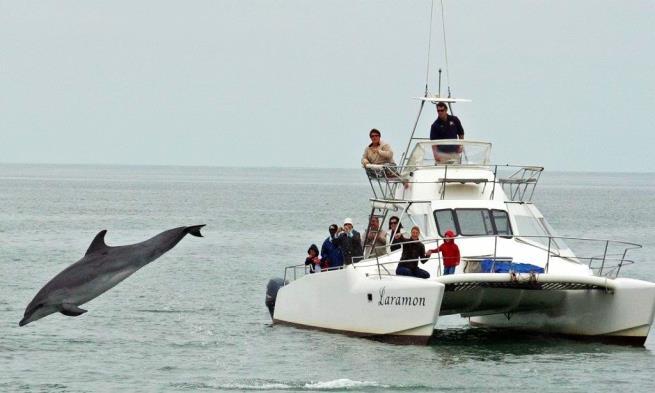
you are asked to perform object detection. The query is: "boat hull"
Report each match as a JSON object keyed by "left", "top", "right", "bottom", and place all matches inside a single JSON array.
[
  {"left": 273, "top": 266, "right": 445, "bottom": 344},
  {"left": 467, "top": 277, "right": 655, "bottom": 345}
]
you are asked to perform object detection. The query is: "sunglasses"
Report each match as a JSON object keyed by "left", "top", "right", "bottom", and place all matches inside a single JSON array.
[
  {"left": 437, "top": 109, "right": 446, "bottom": 112},
  {"left": 370, "top": 134, "right": 380, "bottom": 138},
  {"left": 390, "top": 221, "right": 398, "bottom": 225}
]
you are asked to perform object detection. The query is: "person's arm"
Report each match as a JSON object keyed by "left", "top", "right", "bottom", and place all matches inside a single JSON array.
[
  {"left": 430, "top": 120, "right": 438, "bottom": 140},
  {"left": 320, "top": 240, "right": 330, "bottom": 265},
  {"left": 455, "top": 117, "right": 464, "bottom": 139},
  {"left": 427, "top": 243, "right": 443, "bottom": 255},
  {"left": 377, "top": 230, "right": 387, "bottom": 244},
  {"left": 419, "top": 244, "right": 428, "bottom": 263},
  {"left": 378, "top": 143, "right": 394, "bottom": 163},
  {"left": 361, "top": 147, "right": 370, "bottom": 167}
]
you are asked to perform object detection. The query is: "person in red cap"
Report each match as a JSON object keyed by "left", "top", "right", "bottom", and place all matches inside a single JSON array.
[{"left": 428, "top": 230, "right": 460, "bottom": 275}]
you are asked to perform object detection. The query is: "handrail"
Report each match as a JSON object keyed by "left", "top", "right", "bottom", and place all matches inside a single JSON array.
[
  {"left": 364, "top": 162, "right": 544, "bottom": 202},
  {"left": 282, "top": 233, "right": 642, "bottom": 284}
]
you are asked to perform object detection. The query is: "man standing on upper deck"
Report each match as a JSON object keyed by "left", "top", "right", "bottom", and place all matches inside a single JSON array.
[{"left": 430, "top": 102, "right": 465, "bottom": 162}]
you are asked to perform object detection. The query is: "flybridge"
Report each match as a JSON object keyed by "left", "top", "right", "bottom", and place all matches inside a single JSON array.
[{"left": 364, "top": 140, "right": 544, "bottom": 204}]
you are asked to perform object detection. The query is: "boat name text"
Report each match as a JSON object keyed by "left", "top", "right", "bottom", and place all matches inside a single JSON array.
[{"left": 378, "top": 287, "right": 426, "bottom": 307}]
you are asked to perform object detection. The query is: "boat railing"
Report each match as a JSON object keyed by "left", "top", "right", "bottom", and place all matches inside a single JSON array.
[
  {"left": 357, "top": 234, "right": 641, "bottom": 279},
  {"left": 282, "top": 234, "right": 640, "bottom": 284},
  {"left": 364, "top": 162, "right": 544, "bottom": 202},
  {"left": 364, "top": 164, "right": 405, "bottom": 201}
]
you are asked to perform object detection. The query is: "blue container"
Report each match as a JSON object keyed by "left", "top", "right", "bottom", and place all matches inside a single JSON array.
[{"left": 480, "top": 260, "right": 544, "bottom": 273}]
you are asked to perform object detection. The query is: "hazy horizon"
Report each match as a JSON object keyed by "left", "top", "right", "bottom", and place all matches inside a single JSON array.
[{"left": 2, "top": 161, "right": 655, "bottom": 176}]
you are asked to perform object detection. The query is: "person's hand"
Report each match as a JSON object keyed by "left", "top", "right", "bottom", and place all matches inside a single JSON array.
[{"left": 394, "top": 233, "right": 401, "bottom": 240}]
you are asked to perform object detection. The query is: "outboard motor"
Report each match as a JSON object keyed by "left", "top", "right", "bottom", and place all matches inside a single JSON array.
[{"left": 265, "top": 278, "right": 286, "bottom": 319}]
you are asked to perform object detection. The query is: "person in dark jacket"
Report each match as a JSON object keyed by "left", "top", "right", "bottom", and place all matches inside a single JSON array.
[
  {"left": 304, "top": 244, "right": 322, "bottom": 274},
  {"left": 333, "top": 217, "right": 363, "bottom": 265},
  {"left": 396, "top": 226, "right": 430, "bottom": 279},
  {"left": 388, "top": 216, "right": 407, "bottom": 252},
  {"left": 321, "top": 224, "right": 344, "bottom": 269},
  {"left": 430, "top": 102, "right": 465, "bottom": 163}
]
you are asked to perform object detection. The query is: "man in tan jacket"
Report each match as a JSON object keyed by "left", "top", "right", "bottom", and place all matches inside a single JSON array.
[{"left": 361, "top": 128, "right": 395, "bottom": 167}]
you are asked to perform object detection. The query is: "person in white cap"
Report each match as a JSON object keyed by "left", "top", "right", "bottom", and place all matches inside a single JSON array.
[{"left": 332, "top": 217, "right": 363, "bottom": 265}]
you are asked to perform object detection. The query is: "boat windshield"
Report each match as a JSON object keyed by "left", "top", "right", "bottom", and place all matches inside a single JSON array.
[
  {"left": 433, "top": 208, "right": 513, "bottom": 237},
  {"left": 506, "top": 203, "right": 568, "bottom": 250},
  {"left": 406, "top": 140, "right": 491, "bottom": 168}
]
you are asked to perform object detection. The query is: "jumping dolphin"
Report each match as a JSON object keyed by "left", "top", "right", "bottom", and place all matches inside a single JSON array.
[{"left": 19, "top": 225, "right": 205, "bottom": 326}]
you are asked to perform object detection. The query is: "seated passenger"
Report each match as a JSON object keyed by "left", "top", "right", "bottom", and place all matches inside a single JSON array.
[
  {"left": 361, "top": 128, "right": 396, "bottom": 168},
  {"left": 365, "top": 216, "right": 387, "bottom": 257},
  {"left": 427, "top": 230, "right": 460, "bottom": 275},
  {"left": 304, "top": 244, "right": 323, "bottom": 274},
  {"left": 362, "top": 128, "right": 409, "bottom": 187},
  {"left": 430, "top": 102, "right": 464, "bottom": 163},
  {"left": 396, "top": 226, "right": 430, "bottom": 279},
  {"left": 388, "top": 216, "right": 407, "bottom": 252}
]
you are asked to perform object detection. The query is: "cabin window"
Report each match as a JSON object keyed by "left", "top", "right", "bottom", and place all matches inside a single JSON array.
[
  {"left": 433, "top": 208, "right": 513, "bottom": 237},
  {"left": 457, "top": 209, "right": 494, "bottom": 236},
  {"left": 491, "top": 210, "right": 512, "bottom": 236},
  {"left": 434, "top": 210, "right": 457, "bottom": 236}
]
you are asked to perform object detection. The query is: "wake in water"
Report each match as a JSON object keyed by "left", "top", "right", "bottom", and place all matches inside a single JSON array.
[{"left": 172, "top": 378, "right": 431, "bottom": 391}]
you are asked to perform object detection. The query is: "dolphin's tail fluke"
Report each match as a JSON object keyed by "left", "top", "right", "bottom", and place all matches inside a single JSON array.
[{"left": 185, "top": 225, "right": 206, "bottom": 237}]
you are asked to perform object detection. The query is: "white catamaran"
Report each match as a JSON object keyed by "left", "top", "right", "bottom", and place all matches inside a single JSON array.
[
  {"left": 265, "top": 3, "right": 655, "bottom": 346},
  {"left": 266, "top": 130, "right": 655, "bottom": 345}
]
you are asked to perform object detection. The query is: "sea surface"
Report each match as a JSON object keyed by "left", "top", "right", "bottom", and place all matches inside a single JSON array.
[{"left": 1, "top": 164, "right": 655, "bottom": 392}]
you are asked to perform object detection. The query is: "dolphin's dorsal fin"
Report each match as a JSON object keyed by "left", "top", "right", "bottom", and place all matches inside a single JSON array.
[{"left": 85, "top": 230, "right": 109, "bottom": 255}]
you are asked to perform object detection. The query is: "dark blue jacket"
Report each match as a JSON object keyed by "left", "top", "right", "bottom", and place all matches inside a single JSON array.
[
  {"left": 430, "top": 115, "right": 464, "bottom": 152},
  {"left": 321, "top": 236, "right": 344, "bottom": 268}
]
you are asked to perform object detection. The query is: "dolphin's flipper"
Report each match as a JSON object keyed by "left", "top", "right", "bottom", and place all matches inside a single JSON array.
[
  {"left": 59, "top": 304, "right": 88, "bottom": 317},
  {"left": 185, "top": 225, "right": 206, "bottom": 237},
  {"left": 86, "top": 230, "right": 109, "bottom": 255}
]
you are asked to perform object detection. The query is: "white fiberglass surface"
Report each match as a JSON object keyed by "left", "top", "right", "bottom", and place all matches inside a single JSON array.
[{"left": 506, "top": 203, "right": 568, "bottom": 250}]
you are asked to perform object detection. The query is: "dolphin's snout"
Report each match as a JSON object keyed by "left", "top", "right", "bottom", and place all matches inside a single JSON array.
[{"left": 19, "top": 317, "right": 29, "bottom": 327}]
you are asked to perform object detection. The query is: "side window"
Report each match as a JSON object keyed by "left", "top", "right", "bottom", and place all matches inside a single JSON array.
[
  {"left": 457, "top": 209, "right": 494, "bottom": 236},
  {"left": 491, "top": 210, "right": 513, "bottom": 236},
  {"left": 434, "top": 209, "right": 457, "bottom": 237}
]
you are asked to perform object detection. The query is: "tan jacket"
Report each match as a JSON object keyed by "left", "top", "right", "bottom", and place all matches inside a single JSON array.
[{"left": 361, "top": 140, "right": 395, "bottom": 167}]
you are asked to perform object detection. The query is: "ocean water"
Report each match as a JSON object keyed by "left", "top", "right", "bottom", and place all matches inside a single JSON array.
[{"left": 1, "top": 164, "right": 655, "bottom": 392}]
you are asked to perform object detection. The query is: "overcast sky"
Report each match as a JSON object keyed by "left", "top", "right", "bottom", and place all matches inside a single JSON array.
[{"left": 1, "top": 0, "right": 653, "bottom": 172}]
